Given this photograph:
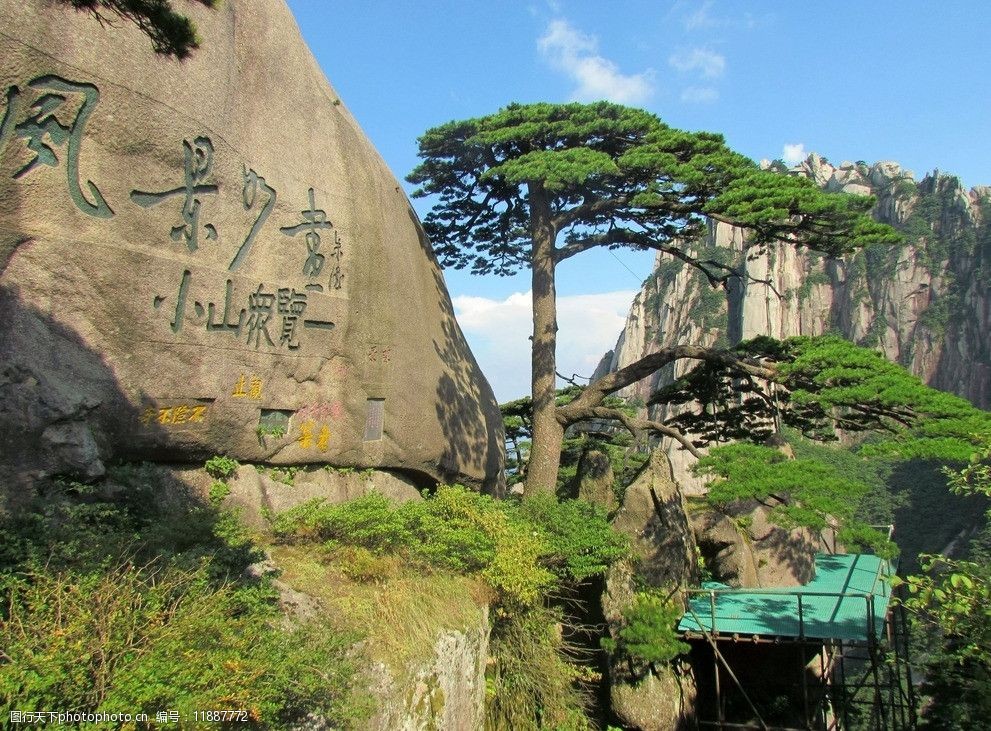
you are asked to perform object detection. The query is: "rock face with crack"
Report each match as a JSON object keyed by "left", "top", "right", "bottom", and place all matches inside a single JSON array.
[{"left": 0, "top": 0, "right": 504, "bottom": 496}]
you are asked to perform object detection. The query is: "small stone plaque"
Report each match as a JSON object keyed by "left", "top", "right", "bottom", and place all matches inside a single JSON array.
[
  {"left": 363, "top": 398, "right": 384, "bottom": 441},
  {"left": 258, "top": 408, "right": 293, "bottom": 437}
]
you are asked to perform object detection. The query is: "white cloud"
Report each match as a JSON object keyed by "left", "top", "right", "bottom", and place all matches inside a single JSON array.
[
  {"left": 454, "top": 289, "right": 638, "bottom": 402},
  {"left": 538, "top": 19, "right": 655, "bottom": 104},
  {"left": 673, "top": 1, "right": 770, "bottom": 32},
  {"left": 680, "top": 86, "right": 719, "bottom": 104},
  {"left": 668, "top": 48, "right": 725, "bottom": 78},
  {"left": 683, "top": 0, "right": 717, "bottom": 30},
  {"left": 782, "top": 143, "right": 807, "bottom": 165}
]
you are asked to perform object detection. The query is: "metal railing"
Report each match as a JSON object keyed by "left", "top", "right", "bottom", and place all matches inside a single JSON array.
[{"left": 682, "top": 588, "right": 880, "bottom": 645}]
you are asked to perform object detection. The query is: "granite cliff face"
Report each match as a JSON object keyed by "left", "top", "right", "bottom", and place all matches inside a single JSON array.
[
  {"left": 366, "top": 607, "right": 490, "bottom": 731},
  {"left": 0, "top": 0, "right": 504, "bottom": 495},
  {"left": 595, "top": 155, "right": 991, "bottom": 490}
]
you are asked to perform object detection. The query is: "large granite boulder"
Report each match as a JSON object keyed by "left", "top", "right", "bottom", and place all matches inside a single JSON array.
[
  {"left": 0, "top": 0, "right": 504, "bottom": 497},
  {"left": 575, "top": 447, "right": 618, "bottom": 511},
  {"left": 603, "top": 450, "right": 698, "bottom": 730},
  {"left": 691, "top": 435, "right": 816, "bottom": 587},
  {"left": 608, "top": 450, "right": 698, "bottom": 591},
  {"left": 690, "top": 503, "right": 817, "bottom": 587}
]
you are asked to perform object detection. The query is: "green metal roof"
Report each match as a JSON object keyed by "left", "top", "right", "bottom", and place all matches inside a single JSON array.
[{"left": 678, "top": 553, "right": 893, "bottom": 642}]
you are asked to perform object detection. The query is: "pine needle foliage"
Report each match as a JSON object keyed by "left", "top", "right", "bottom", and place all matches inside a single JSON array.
[
  {"left": 409, "top": 102, "right": 898, "bottom": 277},
  {"left": 601, "top": 590, "right": 690, "bottom": 667},
  {"left": 409, "top": 101, "right": 898, "bottom": 493},
  {"left": 655, "top": 335, "right": 991, "bottom": 458},
  {"left": 694, "top": 443, "right": 894, "bottom": 556},
  {"left": 59, "top": 0, "right": 215, "bottom": 59}
]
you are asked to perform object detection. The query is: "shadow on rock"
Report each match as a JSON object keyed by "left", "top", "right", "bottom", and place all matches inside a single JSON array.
[
  {"left": 408, "top": 207, "right": 505, "bottom": 495},
  {"left": 0, "top": 283, "right": 168, "bottom": 507}
]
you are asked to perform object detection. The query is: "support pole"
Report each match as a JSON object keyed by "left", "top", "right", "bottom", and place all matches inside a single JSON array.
[
  {"left": 837, "top": 640, "right": 851, "bottom": 731},
  {"left": 688, "top": 605, "right": 769, "bottom": 730},
  {"left": 711, "top": 591, "right": 723, "bottom": 725},
  {"left": 866, "top": 595, "right": 888, "bottom": 730},
  {"left": 894, "top": 593, "right": 917, "bottom": 728}
]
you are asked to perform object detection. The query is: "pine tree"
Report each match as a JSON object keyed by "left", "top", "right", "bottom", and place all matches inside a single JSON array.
[{"left": 409, "top": 101, "right": 898, "bottom": 493}]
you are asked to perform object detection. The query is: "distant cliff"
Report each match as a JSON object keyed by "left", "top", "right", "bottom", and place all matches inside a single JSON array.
[{"left": 594, "top": 155, "right": 991, "bottom": 489}]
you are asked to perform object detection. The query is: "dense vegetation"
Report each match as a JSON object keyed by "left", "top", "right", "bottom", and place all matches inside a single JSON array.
[
  {"left": 0, "top": 464, "right": 369, "bottom": 727},
  {"left": 272, "top": 486, "right": 627, "bottom": 608},
  {"left": 898, "top": 437, "right": 991, "bottom": 729},
  {"left": 3, "top": 355, "right": 988, "bottom": 728},
  {"left": 272, "top": 485, "right": 629, "bottom": 730},
  {"left": 0, "top": 461, "right": 639, "bottom": 729}
]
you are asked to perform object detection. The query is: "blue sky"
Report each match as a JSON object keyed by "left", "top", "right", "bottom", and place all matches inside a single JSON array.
[{"left": 285, "top": 0, "right": 990, "bottom": 401}]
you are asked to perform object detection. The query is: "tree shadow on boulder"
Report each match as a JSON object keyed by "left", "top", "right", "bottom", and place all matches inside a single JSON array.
[
  {"left": 408, "top": 207, "right": 505, "bottom": 495},
  {"left": 0, "top": 281, "right": 247, "bottom": 510}
]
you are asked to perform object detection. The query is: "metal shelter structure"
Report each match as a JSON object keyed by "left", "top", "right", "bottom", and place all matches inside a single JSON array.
[{"left": 678, "top": 553, "right": 916, "bottom": 730}]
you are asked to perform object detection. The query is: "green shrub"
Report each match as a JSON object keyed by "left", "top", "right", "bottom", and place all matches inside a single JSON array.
[
  {"left": 402, "top": 487, "right": 500, "bottom": 572},
  {"left": 208, "top": 480, "right": 231, "bottom": 505},
  {"left": 256, "top": 423, "right": 287, "bottom": 439},
  {"left": 476, "top": 521, "right": 552, "bottom": 609},
  {"left": 272, "top": 493, "right": 413, "bottom": 552},
  {"left": 268, "top": 497, "right": 331, "bottom": 541},
  {"left": 271, "top": 486, "right": 626, "bottom": 609},
  {"left": 0, "top": 469, "right": 369, "bottom": 728},
  {"left": 204, "top": 455, "right": 239, "bottom": 480},
  {"left": 0, "top": 562, "right": 368, "bottom": 727},
  {"left": 602, "top": 591, "right": 689, "bottom": 666},
  {"left": 267, "top": 466, "right": 298, "bottom": 486},
  {"left": 510, "top": 493, "right": 628, "bottom": 583}
]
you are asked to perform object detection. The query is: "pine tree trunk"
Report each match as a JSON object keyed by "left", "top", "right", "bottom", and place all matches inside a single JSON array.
[{"left": 524, "top": 183, "right": 565, "bottom": 494}]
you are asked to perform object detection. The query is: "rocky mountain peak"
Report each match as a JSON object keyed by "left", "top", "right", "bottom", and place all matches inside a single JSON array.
[{"left": 597, "top": 156, "right": 991, "bottom": 491}]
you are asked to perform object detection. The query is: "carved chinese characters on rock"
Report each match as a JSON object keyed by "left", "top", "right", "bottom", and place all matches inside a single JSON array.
[
  {"left": 367, "top": 345, "right": 393, "bottom": 363},
  {"left": 130, "top": 136, "right": 219, "bottom": 252},
  {"left": 297, "top": 420, "right": 330, "bottom": 452},
  {"left": 297, "top": 401, "right": 344, "bottom": 421},
  {"left": 231, "top": 374, "right": 263, "bottom": 400},
  {"left": 140, "top": 401, "right": 211, "bottom": 427},
  {"left": 4, "top": 72, "right": 347, "bottom": 354},
  {"left": 131, "top": 151, "right": 340, "bottom": 350},
  {"left": 229, "top": 165, "right": 276, "bottom": 271},
  {"left": 5, "top": 71, "right": 362, "bottom": 451},
  {"left": 280, "top": 188, "right": 345, "bottom": 293},
  {"left": 245, "top": 284, "right": 277, "bottom": 348},
  {"left": 363, "top": 398, "right": 385, "bottom": 441},
  {"left": 0, "top": 74, "right": 344, "bottom": 352},
  {"left": 276, "top": 288, "right": 306, "bottom": 349},
  {"left": 152, "top": 272, "right": 334, "bottom": 351},
  {"left": 0, "top": 75, "right": 114, "bottom": 217}
]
